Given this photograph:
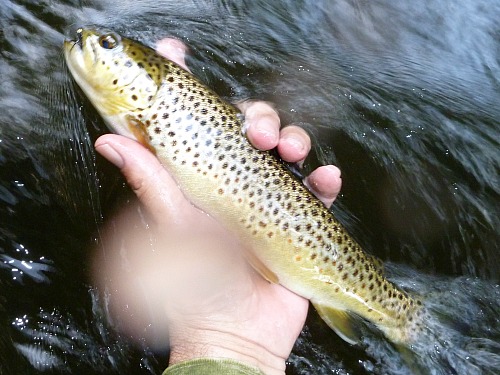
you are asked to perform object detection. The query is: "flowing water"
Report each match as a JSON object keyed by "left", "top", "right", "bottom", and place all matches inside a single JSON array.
[{"left": 0, "top": 0, "right": 499, "bottom": 374}]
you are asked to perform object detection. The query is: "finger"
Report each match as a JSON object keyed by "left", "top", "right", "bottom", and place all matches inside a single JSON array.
[
  {"left": 276, "top": 125, "right": 311, "bottom": 164},
  {"left": 95, "top": 134, "right": 191, "bottom": 224},
  {"left": 156, "top": 38, "right": 190, "bottom": 71},
  {"left": 304, "top": 165, "right": 342, "bottom": 208},
  {"left": 237, "top": 101, "right": 280, "bottom": 150}
]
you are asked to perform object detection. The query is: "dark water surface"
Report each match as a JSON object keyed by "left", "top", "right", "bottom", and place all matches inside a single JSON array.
[{"left": 1, "top": 0, "right": 499, "bottom": 374}]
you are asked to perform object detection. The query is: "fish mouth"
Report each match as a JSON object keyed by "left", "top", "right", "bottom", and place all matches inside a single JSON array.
[
  {"left": 65, "top": 28, "right": 83, "bottom": 51},
  {"left": 63, "top": 28, "right": 96, "bottom": 93},
  {"left": 75, "top": 28, "right": 83, "bottom": 49}
]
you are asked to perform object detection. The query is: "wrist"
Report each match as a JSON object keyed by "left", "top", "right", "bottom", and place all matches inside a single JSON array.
[{"left": 168, "top": 326, "right": 286, "bottom": 375}]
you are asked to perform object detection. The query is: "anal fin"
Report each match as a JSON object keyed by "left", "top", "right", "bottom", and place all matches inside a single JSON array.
[
  {"left": 312, "top": 301, "right": 360, "bottom": 345},
  {"left": 245, "top": 251, "right": 279, "bottom": 284}
]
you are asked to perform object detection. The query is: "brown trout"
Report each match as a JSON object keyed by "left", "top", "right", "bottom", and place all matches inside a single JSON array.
[{"left": 63, "top": 28, "right": 424, "bottom": 345}]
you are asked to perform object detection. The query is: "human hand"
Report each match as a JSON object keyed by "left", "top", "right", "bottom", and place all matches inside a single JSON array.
[{"left": 93, "top": 38, "right": 342, "bottom": 375}]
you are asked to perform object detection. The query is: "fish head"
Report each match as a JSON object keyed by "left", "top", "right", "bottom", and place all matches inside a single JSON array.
[{"left": 63, "top": 28, "right": 165, "bottom": 135}]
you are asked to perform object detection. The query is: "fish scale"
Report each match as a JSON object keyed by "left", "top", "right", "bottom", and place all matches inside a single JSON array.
[{"left": 64, "top": 28, "right": 424, "bottom": 345}]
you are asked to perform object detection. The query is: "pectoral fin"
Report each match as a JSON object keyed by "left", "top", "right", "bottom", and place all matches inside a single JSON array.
[
  {"left": 126, "top": 115, "right": 157, "bottom": 154},
  {"left": 312, "top": 302, "right": 360, "bottom": 345}
]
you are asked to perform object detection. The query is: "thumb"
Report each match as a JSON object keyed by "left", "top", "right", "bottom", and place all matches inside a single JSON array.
[{"left": 95, "top": 134, "right": 190, "bottom": 224}]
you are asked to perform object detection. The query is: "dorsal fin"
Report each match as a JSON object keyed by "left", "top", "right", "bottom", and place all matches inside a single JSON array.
[{"left": 367, "top": 254, "right": 385, "bottom": 274}]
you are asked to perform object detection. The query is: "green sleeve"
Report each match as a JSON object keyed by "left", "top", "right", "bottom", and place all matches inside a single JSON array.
[{"left": 163, "top": 358, "right": 266, "bottom": 375}]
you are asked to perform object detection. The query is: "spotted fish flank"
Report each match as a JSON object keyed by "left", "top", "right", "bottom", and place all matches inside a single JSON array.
[{"left": 63, "top": 28, "right": 425, "bottom": 345}]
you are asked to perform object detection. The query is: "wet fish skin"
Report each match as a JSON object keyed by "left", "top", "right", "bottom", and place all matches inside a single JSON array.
[{"left": 63, "top": 28, "right": 424, "bottom": 345}]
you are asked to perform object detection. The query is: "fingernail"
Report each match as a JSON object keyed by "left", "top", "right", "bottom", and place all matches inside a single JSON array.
[
  {"left": 282, "top": 134, "right": 306, "bottom": 153},
  {"left": 96, "top": 143, "right": 125, "bottom": 168},
  {"left": 255, "top": 118, "right": 278, "bottom": 143}
]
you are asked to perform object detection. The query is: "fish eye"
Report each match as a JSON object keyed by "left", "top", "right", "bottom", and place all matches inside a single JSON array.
[{"left": 99, "top": 34, "right": 118, "bottom": 49}]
